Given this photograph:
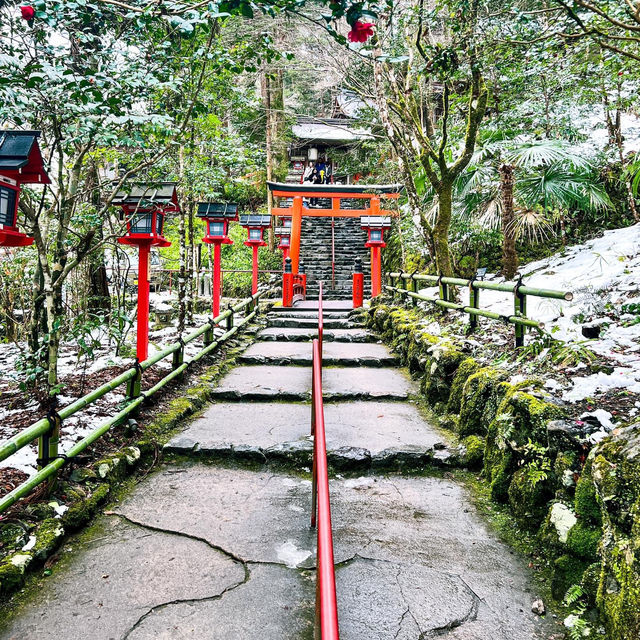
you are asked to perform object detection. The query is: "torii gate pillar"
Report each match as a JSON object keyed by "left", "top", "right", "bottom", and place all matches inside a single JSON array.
[{"left": 290, "top": 195, "right": 303, "bottom": 274}]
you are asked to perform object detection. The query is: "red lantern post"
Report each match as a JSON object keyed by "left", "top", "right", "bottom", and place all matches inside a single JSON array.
[
  {"left": 113, "top": 184, "right": 178, "bottom": 362},
  {"left": 197, "top": 203, "right": 238, "bottom": 319},
  {"left": 0, "top": 131, "right": 50, "bottom": 247},
  {"left": 240, "top": 214, "right": 271, "bottom": 295},
  {"left": 362, "top": 213, "right": 391, "bottom": 298}
]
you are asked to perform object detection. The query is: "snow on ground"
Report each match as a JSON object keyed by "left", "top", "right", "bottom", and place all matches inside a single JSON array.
[
  {"left": 0, "top": 295, "right": 248, "bottom": 477},
  {"left": 419, "top": 223, "right": 640, "bottom": 403}
]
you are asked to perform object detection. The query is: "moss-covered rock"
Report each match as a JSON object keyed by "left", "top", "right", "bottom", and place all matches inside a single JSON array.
[
  {"left": 484, "top": 387, "right": 565, "bottom": 510},
  {"left": 554, "top": 450, "right": 579, "bottom": 501},
  {"left": 0, "top": 555, "right": 30, "bottom": 595},
  {"left": 552, "top": 554, "right": 589, "bottom": 601},
  {"left": 575, "top": 459, "right": 602, "bottom": 527},
  {"left": 461, "top": 435, "right": 485, "bottom": 469},
  {"left": 590, "top": 424, "right": 640, "bottom": 639},
  {"left": 458, "top": 368, "right": 509, "bottom": 437},
  {"left": 62, "top": 483, "right": 110, "bottom": 532},
  {"left": 581, "top": 562, "right": 601, "bottom": 605},
  {"left": 488, "top": 450, "right": 513, "bottom": 503},
  {"left": 507, "top": 467, "right": 553, "bottom": 528},
  {"left": 31, "top": 518, "right": 65, "bottom": 562},
  {"left": 447, "top": 358, "right": 480, "bottom": 415},
  {"left": 566, "top": 522, "right": 601, "bottom": 562},
  {"left": 0, "top": 523, "right": 28, "bottom": 551},
  {"left": 421, "top": 341, "right": 465, "bottom": 405}
]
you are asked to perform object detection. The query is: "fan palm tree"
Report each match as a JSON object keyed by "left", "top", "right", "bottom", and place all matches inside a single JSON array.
[{"left": 457, "top": 136, "right": 611, "bottom": 279}]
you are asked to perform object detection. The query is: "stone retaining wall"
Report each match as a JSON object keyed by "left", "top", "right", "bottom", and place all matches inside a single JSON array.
[{"left": 364, "top": 300, "right": 640, "bottom": 640}]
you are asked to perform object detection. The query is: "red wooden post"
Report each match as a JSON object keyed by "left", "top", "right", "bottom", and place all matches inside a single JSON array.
[
  {"left": 212, "top": 241, "right": 222, "bottom": 318},
  {"left": 251, "top": 244, "right": 260, "bottom": 295},
  {"left": 353, "top": 258, "right": 364, "bottom": 308},
  {"left": 370, "top": 245, "right": 382, "bottom": 297},
  {"left": 290, "top": 195, "right": 303, "bottom": 274},
  {"left": 136, "top": 242, "right": 151, "bottom": 362}
]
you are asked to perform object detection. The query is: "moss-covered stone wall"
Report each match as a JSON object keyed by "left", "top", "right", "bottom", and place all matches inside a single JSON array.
[{"left": 366, "top": 298, "right": 640, "bottom": 639}]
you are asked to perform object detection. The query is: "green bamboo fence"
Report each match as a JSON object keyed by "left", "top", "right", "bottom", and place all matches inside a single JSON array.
[
  {"left": 385, "top": 271, "right": 573, "bottom": 348},
  {"left": 0, "top": 288, "right": 274, "bottom": 514}
]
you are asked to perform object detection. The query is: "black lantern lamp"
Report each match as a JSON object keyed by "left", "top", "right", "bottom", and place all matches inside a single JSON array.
[
  {"left": 0, "top": 131, "right": 50, "bottom": 247},
  {"left": 112, "top": 182, "right": 179, "bottom": 248},
  {"left": 240, "top": 214, "right": 271, "bottom": 248},
  {"left": 197, "top": 202, "right": 238, "bottom": 245}
]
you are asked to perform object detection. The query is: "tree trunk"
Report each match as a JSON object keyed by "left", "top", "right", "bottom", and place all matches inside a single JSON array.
[
  {"left": 433, "top": 181, "right": 454, "bottom": 277},
  {"left": 499, "top": 163, "right": 518, "bottom": 280}
]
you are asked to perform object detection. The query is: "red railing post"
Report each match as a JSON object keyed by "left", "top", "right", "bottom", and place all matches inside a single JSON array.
[{"left": 283, "top": 257, "right": 293, "bottom": 307}]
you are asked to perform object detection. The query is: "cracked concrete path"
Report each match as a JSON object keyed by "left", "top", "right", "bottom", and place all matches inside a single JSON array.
[
  {"left": 0, "top": 466, "right": 557, "bottom": 639},
  {"left": 0, "top": 301, "right": 559, "bottom": 639}
]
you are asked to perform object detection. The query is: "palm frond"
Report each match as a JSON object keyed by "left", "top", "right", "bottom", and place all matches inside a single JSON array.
[
  {"left": 507, "top": 207, "right": 554, "bottom": 244},
  {"left": 505, "top": 139, "right": 592, "bottom": 170}
]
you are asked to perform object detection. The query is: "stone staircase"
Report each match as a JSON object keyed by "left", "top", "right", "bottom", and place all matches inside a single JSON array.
[{"left": 299, "top": 217, "right": 370, "bottom": 300}]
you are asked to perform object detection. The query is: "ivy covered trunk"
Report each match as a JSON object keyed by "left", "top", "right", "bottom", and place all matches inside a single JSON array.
[{"left": 499, "top": 163, "right": 518, "bottom": 280}]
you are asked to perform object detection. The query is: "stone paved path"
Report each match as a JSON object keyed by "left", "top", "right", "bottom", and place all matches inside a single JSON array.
[{"left": 0, "top": 302, "right": 558, "bottom": 640}]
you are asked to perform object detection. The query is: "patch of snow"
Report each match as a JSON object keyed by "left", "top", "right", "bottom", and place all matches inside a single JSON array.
[
  {"left": 276, "top": 540, "right": 312, "bottom": 568},
  {"left": 455, "top": 223, "right": 640, "bottom": 401},
  {"left": 549, "top": 503, "right": 577, "bottom": 543},
  {"left": 21, "top": 536, "right": 36, "bottom": 552},
  {"left": 343, "top": 477, "right": 373, "bottom": 489}
]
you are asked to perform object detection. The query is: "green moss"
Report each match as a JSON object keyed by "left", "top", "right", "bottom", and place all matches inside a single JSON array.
[
  {"left": 31, "top": 518, "right": 65, "bottom": 562},
  {"left": 447, "top": 358, "right": 480, "bottom": 415},
  {"left": 489, "top": 451, "right": 513, "bottom": 503},
  {"left": 462, "top": 435, "right": 485, "bottom": 469},
  {"left": 62, "top": 483, "right": 110, "bottom": 532},
  {"left": 598, "top": 541, "right": 640, "bottom": 640},
  {"left": 420, "top": 342, "right": 465, "bottom": 405},
  {"left": 507, "top": 467, "right": 552, "bottom": 529},
  {"left": 591, "top": 424, "right": 640, "bottom": 639},
  {"left": 458, "top": 367, "right": 509, "bottom": 437},
  {"left": 566, "top": 522, "right": 602, "bottom": 562},
  {"left": 575, "top": 462, "right": 602, "bottom": 527},
  {"left": 0, "top": 524, "right": 27, "bottom": 552},
  {"left": 581, "top": 562, "right": 601, "bottom": 605},
  {"left": 552, "top": 554, "right": 589, "bottom": 601},
  {"left": 0, "top": 559, "right": 27, "bottom": 595},
  {"left": 484, "top": 387, "right": 565, "bottom": 510},
  {"left": 554, "top": 451, "right": 578, "bottom": 501}
]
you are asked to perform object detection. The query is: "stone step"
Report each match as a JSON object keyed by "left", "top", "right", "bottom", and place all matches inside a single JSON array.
[
  {"left": 239, "top": 342, "right": 399, "bottom": 367},
  {"left": 207, "top": 365, "right": 415, "bottom": 402},
  {"left": 257, "top": 327, "right": 374, "bottom": 343},
  {"left": 293, "top": 300, "right": 355, "bottom": 311},
  {"left": 266, "top": 310, "right": 351, "bottom": 319},
  {"left": 165, "top": 401, "right": 453, "bottom": 471},
  {"left": 267, "top": 317, "right": 358, "bottom": 330}
]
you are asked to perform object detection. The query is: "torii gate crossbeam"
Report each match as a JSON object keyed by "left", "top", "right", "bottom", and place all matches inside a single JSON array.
[{"left": 267, "top": 182, "right": 403, "bottom": 278}]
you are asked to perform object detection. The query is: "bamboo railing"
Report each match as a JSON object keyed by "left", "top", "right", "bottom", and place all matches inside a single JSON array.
[
  {"left": 0, "top": 287, "right": 275, "bottom": 514},
  {"left": 385, "top": 271, "right": 573, "bottom": 348}
]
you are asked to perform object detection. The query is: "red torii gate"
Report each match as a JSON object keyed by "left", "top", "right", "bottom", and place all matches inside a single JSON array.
[{"left": 267, "top": 182, "right": 402, "bottom": 298}]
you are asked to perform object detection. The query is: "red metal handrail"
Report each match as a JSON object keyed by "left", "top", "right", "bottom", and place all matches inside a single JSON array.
[{"left": 310, "top": 282, "right": 339, "bottom": 639}]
